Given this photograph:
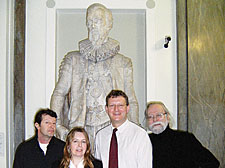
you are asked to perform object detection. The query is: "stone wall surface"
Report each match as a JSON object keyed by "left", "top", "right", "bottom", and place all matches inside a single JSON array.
[
  {"left": 177, "top": 0, "right": 188, "bottom": 131},
  {"left": 188, "top": 0, "right": 225, "bottom": 166},
  {"left": 177, "top": 0, "right": 224, "bottom": 167},
  {"left": 14, "top": 0, "right": 25, "bottom": 153}
]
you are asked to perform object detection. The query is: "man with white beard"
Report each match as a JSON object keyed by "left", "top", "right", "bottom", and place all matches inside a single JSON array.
[{"left": 145, "top": 101, "right": 220, "bottom": 168}]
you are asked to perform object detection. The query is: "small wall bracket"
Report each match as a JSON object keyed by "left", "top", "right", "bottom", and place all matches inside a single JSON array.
[{"left": 164, "top": 36, "right": 171, "bottom": 48}]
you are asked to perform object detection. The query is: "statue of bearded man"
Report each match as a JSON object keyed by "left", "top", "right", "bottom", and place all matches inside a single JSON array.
[{"left": 50, "top": 3, "right": 139, "bottom": 148}]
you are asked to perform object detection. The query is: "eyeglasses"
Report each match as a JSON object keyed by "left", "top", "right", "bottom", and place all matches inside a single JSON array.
[
  {"left": 108, "top": 104, "right": 126, "bottom": 110},
  {"left": 146, "top": 113, "right": 167, "bottom": 121}
]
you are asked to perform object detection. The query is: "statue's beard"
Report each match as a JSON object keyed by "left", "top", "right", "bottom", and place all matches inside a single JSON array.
[
  {"left": 89, "top": 29, "right": 108, "bottom": 47},
  {"left": 149, "top": 120, "right": 168, "bottom": 134}
]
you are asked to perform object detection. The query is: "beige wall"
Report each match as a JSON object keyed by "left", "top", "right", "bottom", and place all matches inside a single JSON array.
[
  {"left": 0, "top": 0, "right": 8, "bottom": 167},
  {"left": 0, "top": 0, "right": 14, "bottom": 167}
]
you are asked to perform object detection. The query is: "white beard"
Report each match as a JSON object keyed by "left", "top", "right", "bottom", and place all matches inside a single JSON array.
[{"left": 149, "top": 119, "right": 168, "bottom": 134}]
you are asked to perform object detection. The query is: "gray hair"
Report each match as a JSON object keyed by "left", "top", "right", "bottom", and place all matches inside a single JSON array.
[{"left": 145, "top": 101, "right": 173, "bottom": 127}]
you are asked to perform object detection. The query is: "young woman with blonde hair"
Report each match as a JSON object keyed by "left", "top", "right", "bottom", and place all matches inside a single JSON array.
[{"left": 59, "top": 127, "right": 102, "bottom": 168}]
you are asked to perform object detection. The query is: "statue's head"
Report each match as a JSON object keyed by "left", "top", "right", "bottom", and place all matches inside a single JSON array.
[{"left": 86, "top": 3, "right": 113, "bottom": 47}]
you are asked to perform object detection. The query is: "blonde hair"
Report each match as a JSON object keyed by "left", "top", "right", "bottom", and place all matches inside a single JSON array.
[{"left": 59, "top": 127, "right": 94, "bottom": 168}]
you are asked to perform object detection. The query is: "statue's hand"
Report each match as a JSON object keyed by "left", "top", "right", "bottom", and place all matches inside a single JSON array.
[{"left": 56, "top": 125, "right": 69, "bottom": 141}]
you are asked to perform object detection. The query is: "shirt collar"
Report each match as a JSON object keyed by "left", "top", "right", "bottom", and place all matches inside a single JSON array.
[
  {"left": 69, "top": 159, "right": 84, "bottom": 168},
  {"left": 111, "top": 119, "right": 129, "bottom": 133}
]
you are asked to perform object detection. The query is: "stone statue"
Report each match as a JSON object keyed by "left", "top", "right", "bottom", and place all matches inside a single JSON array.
[{"left": 50, "top": 3, "right": 139, "bottom": 148}]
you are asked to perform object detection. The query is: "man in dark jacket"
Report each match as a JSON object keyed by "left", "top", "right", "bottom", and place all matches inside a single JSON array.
[
  {"left": 145, "top": 101, "right": 220, "bottom": 168},
  {"left": 13, "top": 108, "right": 65, "bottom": 168}
]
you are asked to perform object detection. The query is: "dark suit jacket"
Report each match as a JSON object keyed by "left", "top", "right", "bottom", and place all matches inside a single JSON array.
[
  {"left": 149, "top": 126, "right": 220, "bottom": 168},
  {"left": 92, "top": 158, "right": 103, "bottom": 168}
]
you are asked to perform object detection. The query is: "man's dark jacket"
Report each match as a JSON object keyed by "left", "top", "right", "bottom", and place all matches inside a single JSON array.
[
  {"left": 149, "top": 126, "right": 220, "bottom": 168},
  {"left": 13, "top": 135, "right": 65, "bottom": 168},
  {"left": 92, "top": 158, "right": 103, "bottom": 168}
]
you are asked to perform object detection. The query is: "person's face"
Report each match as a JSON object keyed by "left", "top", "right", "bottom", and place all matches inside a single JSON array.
[
  {"left": 87, "top": 8, "right": 109, "bottom": 46},
  {"left": 106, "top": 96, "right": 129, "bottom": 127},
  {"left": 69, "top": 132, "right": 87, "bottom": 158},
  {"left": 147, "top": 104, "right": 169, "bottom": 134},
  {"left": 35, "top": 114, "right": 56, "bottom": 139}
]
